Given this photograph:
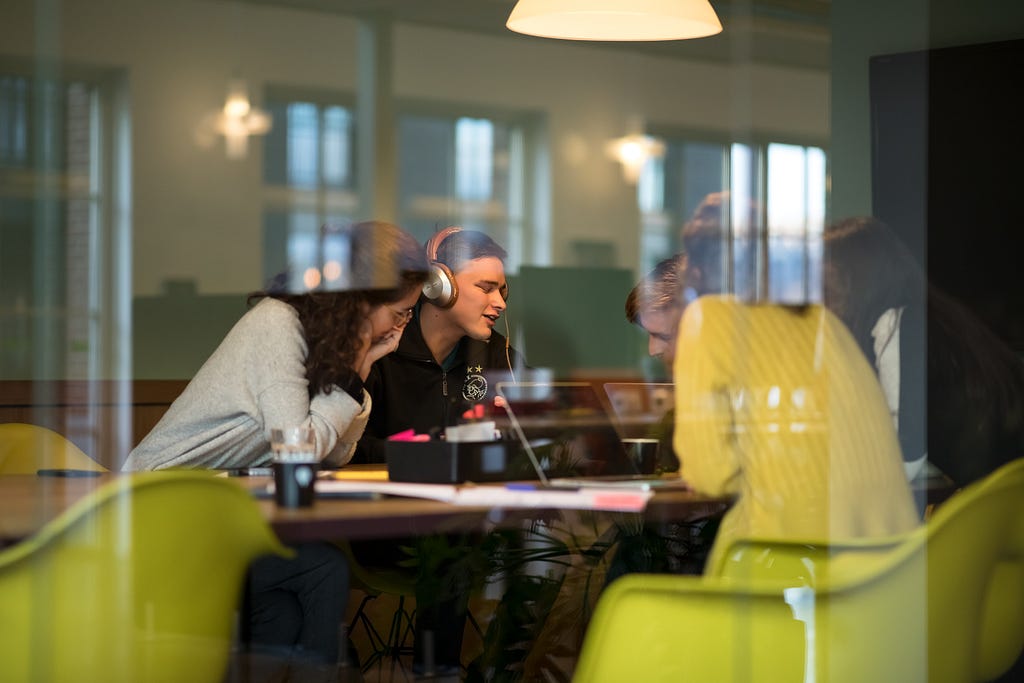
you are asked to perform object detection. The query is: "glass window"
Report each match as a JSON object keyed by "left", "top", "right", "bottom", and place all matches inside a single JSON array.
[
  {"left": 0, "top": 72, "right": 112, "bottom": 379},
  {"left": 264, "top": 97, "right": 533, "bottom": 283},
  {"left": 639, "top": 134, "right": 826, "bottom": 302},
  {"left": 398, "top": 111, "right": 529, "bottom": 272},
  {"left": 263, "top": 91, "right": 358, "bottom": 290}
]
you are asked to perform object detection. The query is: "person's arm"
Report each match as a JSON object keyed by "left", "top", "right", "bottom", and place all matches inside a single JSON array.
[
  {"left": 888, "top": 305, "right": 928, "bottom": 479},
  {"left": 672, "top": 297, "right": 742, "bottom": 496},
  {"left": 252, "top": 303, "right": 369, "bottom": 467},
  {"left": 352, "top": 361, "right": 391, "bottom": 464}
]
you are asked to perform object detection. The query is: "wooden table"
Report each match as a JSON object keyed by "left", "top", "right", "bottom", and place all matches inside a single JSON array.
[{"left": 0, "top": 467, "right": 728, "bottom": 546}]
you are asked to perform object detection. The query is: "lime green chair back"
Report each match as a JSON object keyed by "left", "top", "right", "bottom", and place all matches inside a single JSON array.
[
  {"left": 0, "top": 422, "right": 107, "bottom": 473},
  {"left": 0, "top": 471, "right": 290, "bottom": 683},
  {"left": 573, "top": 458, "right": 1024, "bottom": 683}
]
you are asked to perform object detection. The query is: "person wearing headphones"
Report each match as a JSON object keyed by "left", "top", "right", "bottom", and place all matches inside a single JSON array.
[
  {"left": 354, "top": 226, "right": 525, "bottom": 464},
  {"left": 352, "top": 227, "right": 526, "bottom": 676}
]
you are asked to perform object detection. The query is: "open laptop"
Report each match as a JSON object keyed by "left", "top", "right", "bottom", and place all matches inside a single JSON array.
[
  {"left": 496, "top": 381, "right": 683, "bottom": 490},
  {"left": 603, "top": 382, "right": 675, "bottom": 439}
]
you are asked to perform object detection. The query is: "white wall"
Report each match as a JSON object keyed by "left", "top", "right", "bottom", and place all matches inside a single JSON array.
[{"left": 1, "top": 0, "right": 828, "bottom": 297}]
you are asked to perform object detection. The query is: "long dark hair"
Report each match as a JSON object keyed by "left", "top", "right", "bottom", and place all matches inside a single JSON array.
[
  {"left": 249, "top": 220, "right": 428, "bottom": 397},
  {"left": 824, "top": 216, "right": 1024, "bottom": 482}
]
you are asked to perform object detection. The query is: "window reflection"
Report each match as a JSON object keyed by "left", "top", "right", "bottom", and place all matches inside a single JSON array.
[{"left": 639, "top": 135, "right": 826, "bottom": 303}]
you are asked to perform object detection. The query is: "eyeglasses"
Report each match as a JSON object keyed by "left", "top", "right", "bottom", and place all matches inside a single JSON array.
[{"left": 387, "top": 306, "right": 414, "bottom": 328}]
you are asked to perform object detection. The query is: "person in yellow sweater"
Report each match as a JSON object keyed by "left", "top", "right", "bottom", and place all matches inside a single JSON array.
[{"left": 673, "top": 295, "right": 920, "bottom": 572}]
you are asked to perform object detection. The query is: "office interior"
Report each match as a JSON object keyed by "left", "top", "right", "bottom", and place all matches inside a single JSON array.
[
  {"left": 5, "top": 0, "right": 1023, "bottom": 386},
  {"left": 2, "top": 0, "right": 1024, "bottom": 680}
]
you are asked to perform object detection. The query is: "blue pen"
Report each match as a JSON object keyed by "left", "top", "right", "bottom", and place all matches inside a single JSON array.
[{"left": 505, "top": 482, "right": 537, "bottom": 491}]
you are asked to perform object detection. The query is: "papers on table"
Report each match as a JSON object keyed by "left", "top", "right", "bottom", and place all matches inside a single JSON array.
[{"left": 312, "top": 479, "right": 652, "bottom": 512}]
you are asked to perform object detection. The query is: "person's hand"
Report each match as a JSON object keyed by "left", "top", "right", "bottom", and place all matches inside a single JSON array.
[{"left": 356, "top": 326, "right": 406, "bottom": 380}]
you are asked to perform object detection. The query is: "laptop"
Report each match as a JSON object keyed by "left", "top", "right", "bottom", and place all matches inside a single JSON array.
[
  {"left": 496, "top": 381, "right": 684, "bottom": 490},
  {"left": 603, "top": 382, "right": 675, "bottom": 439}
]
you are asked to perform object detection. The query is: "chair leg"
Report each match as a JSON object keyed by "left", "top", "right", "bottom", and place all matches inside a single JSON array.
[
  {"left": 350, "top": 593, "right": 388, "bottom": 672},
  {"left": 349, "top": 591, "right": 418, "bottom": 679}
]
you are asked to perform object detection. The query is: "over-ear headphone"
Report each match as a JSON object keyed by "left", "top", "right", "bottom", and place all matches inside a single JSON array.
[
  {"left": 422, "top": 226, "right": 512, "bottom": 308},
  {"left": 422, "top": 226, "right": 463, "bottom": 308}
]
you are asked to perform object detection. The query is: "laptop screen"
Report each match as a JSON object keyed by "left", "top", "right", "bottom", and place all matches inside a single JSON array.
[
  {"left": 496, "top": 382, "right": 640, "bottom": 481},
  {"left": 603, "top": 382, "right": 675, "bottom": 439}
]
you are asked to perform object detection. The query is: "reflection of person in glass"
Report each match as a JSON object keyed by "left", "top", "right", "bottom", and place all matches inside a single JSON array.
[
  {"left": 679, "top": 190, "right": 760, "bottom": 299},
  {"left": 824, "top": 216, "right": 1024, "bottom": 487},
  {"left": 673, "top": 295, "right": 920, "bottom": 572}
]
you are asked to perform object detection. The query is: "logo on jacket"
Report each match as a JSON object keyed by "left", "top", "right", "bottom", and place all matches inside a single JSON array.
[{"left": 462, "top": 371, "right": 488, "bottom": 402}]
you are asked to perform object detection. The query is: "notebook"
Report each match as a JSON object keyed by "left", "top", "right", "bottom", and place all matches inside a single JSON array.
[{"left": 496, "top": 381, "right": 684, "bottom": 491}]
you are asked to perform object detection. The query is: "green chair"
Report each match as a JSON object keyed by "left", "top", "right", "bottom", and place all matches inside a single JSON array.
[
  {"left": 573, "top": 457, "right": 1024, "bottom": 683},
  {"left": 0, "top": 471, "right": 290, "bottom": 683},
  {"left": 339, "top": 540, "right": 418, "bottom": 677},
  {"left": 0, "top": 422, "right": 107, "bottom": 473}
]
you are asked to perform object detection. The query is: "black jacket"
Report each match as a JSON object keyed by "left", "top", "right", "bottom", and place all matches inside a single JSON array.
[{"left": 353, "top": 312, "right": 525, "bottom": 463}]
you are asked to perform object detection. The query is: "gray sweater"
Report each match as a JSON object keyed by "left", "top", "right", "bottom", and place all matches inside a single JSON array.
[{"left": 123, "top": 298, "right": 370, "bottom": 471}]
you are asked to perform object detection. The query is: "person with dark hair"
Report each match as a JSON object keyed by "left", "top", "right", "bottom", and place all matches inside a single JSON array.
[
  {"left": 125, "top": 220, "right": 428, "bottom": 471},
  {"left": 354, "top": 227, "right": 525, "bottom": 676},
  {"left": 123, "top": 219, "right": 429, "bottom": 669},
  {"left": 824, "top": 216, "right": 1024, "bottom": 487},
  {"left": 355, "top": 226, "right": 524, "bottom": 463},
  {"left": 679, "top": 190, "right": 761, "bottom": 299}
]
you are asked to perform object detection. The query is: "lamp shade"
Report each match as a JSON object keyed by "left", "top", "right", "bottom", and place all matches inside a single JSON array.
[{"left": 506, "top": 0, "right": 723, "bottom": 41}]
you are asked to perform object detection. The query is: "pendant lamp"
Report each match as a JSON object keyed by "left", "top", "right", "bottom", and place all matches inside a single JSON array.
[{"left": 506, "top": 0, "right": 723, "bottom": 41}]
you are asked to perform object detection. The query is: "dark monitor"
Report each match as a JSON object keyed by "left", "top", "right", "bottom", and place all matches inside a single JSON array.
[{"left": 869, "top": 38, "right": 1024, "bottom": 351}]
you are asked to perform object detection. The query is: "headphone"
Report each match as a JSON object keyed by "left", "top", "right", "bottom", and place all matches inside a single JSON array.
[
  {"left": 422, "top": 226, "right": 463, "bottom": 308},
  {"left": 422, "top": 226, "right": 511, "bottom": 308}
]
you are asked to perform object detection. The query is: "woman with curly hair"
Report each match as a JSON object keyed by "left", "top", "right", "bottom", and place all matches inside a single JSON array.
[
  {"left": 122, "top": 220, "right": 428, "bottom": 670},
  {"left": 124, "top": 219, "right": 428, "bottom": 471}
]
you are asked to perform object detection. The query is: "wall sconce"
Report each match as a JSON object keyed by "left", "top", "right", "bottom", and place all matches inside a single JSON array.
[
  {"left": 606, "top": 131, "right": 665, "bottom": 184},
  {"left": 213, "top": 78, "right": 272, "bottom": 159},
  {"left": 506, "top": 0, "right": 722, "bottom": 41}
]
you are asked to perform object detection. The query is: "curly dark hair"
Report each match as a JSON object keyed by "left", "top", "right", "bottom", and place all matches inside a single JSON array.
[{"left": 250, "top": 220, "right": 428, "bottom": 397}]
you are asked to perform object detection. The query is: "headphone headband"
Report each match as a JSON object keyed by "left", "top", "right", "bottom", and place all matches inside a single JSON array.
[{"left": 425, "top": 226, "right": 463, "bottom": 264}]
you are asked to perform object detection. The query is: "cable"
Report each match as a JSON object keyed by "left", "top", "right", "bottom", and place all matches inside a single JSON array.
[{"left": 504, "top": 310, "right": 517, "bottom": 384}]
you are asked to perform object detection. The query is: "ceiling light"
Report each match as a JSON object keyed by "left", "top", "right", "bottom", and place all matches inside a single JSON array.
[
  {"left": 506, "top": 0, "right": 723, "bottom": 42},
  {"left": 214, "top": 78, "right": 272, "bottom": 159}
]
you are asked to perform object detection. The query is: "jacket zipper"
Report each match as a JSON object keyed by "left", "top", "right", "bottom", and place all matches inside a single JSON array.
[{"left": 442, "top": 369, "right": 448, "bottom": 397}]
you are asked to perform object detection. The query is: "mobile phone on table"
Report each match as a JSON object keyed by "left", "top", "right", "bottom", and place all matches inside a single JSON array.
[
  {"left": 226, "top": 467, "right": 274, "bottom": 477},
  {"left": 37, "top": 469, "right": 104, "bottom": 478}
]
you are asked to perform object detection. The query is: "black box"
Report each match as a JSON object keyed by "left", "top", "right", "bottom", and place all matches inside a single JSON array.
[{"left": 385, "top": 440, "right": 538, "bottom": 484}]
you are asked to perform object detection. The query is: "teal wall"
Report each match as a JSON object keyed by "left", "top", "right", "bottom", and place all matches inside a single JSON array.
[
  {"left": 132, "top": 281, "right": 246, "bottom": 379},
  {"left": 131, "top": 267, "right": 648, "bottom": 381},
  {"left": 513, "top": 266, "right": 644, "bottom": 379}
]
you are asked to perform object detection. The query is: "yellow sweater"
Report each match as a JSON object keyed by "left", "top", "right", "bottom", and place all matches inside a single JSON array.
[{"left": 672, "top": 296, "right": 920, "bottom": 571}]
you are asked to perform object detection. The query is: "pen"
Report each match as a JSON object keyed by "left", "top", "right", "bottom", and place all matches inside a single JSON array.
[{"left": 504, "top": 483, "right": 537, "bottom": 491}]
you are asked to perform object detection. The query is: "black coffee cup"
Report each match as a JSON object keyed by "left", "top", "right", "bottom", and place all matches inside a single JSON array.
[
  {"left": 273, "top": 460, "right": 319, "bottom": 508},
  {"left": 622, "top": 438, "right": 659, "bottom": 474}
]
